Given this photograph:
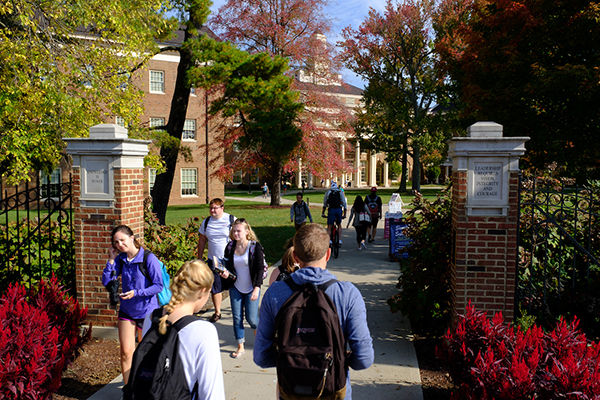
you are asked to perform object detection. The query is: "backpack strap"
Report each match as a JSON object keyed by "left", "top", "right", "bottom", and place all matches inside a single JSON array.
[
  {"left": 139, "top": 249, "right": 151, "bottom": 281},
  {"left": 170, "top": 315, "right": 200, "bottom": 332},
  {"left": 284, "top": 278, "right": 338, "bottom": 292},
  {"left": 204, "top": 214, "right": 235, "bottom": 231},
  {"left": 151, "top": 307, "right": 164, "bottom": 326}
]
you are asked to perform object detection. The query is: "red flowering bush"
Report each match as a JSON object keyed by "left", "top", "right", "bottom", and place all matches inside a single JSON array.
[
  {"left": 437, "top": 303, "right": 600, "bottom": 399},
  {"left": 0, "top": 275, "right": 91, "bottom": 399}
]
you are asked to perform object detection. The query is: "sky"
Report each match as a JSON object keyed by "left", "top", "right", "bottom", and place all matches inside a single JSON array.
[{"left": 208, "top": 0, "right": 389, "bottom": 89}]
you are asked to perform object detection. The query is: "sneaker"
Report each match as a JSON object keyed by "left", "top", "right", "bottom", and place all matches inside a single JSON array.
[
  {"left": 361, "top": 242, "right": 367, "bottom": 250},
  {"left": 357, "top": 246, "right": 362, "bottom": 251},
  {"left": 368, "top": 234, "right": 372, "bottom": 243},
  {"left": 338, "top": 239, "right": 342, "bottom": 245}
]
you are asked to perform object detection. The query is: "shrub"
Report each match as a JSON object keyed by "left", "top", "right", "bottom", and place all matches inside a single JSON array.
[
  {"left": 387, "top": 187, "right": 453, "bottom": 335},
  {"left": 144, "top": 202, "right": 202, "bottom": 275},
  {"left": 0, "top": 275, "right": 91, "bottom": 399},
  {"left": 437, "top": 303, "right": 600, "bottom": 399}
]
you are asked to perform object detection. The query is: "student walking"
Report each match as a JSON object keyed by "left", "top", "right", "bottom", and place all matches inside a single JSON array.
[
  {"left": 197, "top": 198, "right": 236, "bottom": 323},
  {"left": 220, "top": 219, "right": 265, "bottom": 358},
  {"left": 102, "top": 225, "right": 163, "bottom": 385},
  {"left": 268, "top": 246, "right": 299, "bottom": 285},
  {"left": 126, "top": 260, "right": 225, "bottom": 399},
  {"left": 365, "top": 187, "right": 382, "bottom": 242},
  {"left": 290, "top": 192, "right": 313, "bottom": 231},
  {"left": 254, "top": 223, "right": 374, "bottom": 399},
  {"left": 346, "top": 196, "right": 370, "bottom": 250}
]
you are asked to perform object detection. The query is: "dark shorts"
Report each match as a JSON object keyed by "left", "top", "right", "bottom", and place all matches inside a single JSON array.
[
  {"left": 206, "top": 258, "right": 224, "bottom": 294},
  {"left": 118, "top": 310, "right": 145, "bottom": 330},
  {"left": 327, "top": 207, "right": 343, "bottom": 225},
  {"left": 370, "top": 216, "right": 380, "bottom": 228}
]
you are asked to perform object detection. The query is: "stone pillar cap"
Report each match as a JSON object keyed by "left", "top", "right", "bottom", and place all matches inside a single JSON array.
[
  {"left": 89, "top": 124, "right": 128, "bottom": 139},
  {"left": 467, "top": 121, "right": 503, "bottom": 138}
]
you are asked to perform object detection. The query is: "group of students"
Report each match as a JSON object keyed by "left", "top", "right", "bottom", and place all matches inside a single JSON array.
[{"left": 102, "top": 196, "right": 374, "bottom": 399}]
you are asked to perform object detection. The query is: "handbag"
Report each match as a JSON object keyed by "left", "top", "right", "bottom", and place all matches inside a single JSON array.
[{"left": 358, "top": 206, "right": 372, "bottom": 224}]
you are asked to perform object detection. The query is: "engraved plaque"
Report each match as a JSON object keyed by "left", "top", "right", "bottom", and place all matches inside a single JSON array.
[
  {"left": 85, "top": 160, "right": 109, "bottom": 194},
  {"left": 473, "top": 162, "right": 502, "bottom": 200}
]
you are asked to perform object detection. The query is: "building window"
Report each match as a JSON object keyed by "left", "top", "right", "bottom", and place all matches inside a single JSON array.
[
  {"left": 115, "top": 116, "right": 125, "bottom": 127},
  {"left": 182, "top": 119, "right": 196, "bottom": 140},
  {"left": 376, "top": 165, "right": 382, "bottom": 184},
  {"left": 81, "top": 65, "right": 94, "bottom": 88},
  {"left": 150, "top": 118, "right": 165, "bottom": 128},
  {"left": 232, "top": 171, "right": 243, "bottom": 184},
  {"left": 181, "top": 168, "right": 197, "bottom": 196},
  {"left": 41, "top": 169, "right": 61, "bottom": 199},
  {"left": 149, "top": 168, "right": 156, "bottom": 197},
  {"left": 150, "top": 70, "right": 165, "bottom": 93},
  {"left": 360, "top": 161, "right": 367, "bottom": 183}
]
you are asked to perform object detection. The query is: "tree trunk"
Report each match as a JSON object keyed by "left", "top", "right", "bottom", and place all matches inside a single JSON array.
[
  {"left": 399, "top": 143, "right": 408, "bottom": 192},
  {"left": 269, "top": 160, "right": 282, "bottom": 206},
  {"left": 151, "top": 23, "right": 201, "bottom": 225},
  {"left": 412, "top": 144, "right": 421, "bottom": 192}
]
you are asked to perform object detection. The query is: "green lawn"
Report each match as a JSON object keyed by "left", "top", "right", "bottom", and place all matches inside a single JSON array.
[
  {"left": 165, "top": 200, "right": 298, "bottom": 264},
  {"left": 166, "top": 184, "right": 446, "bottom": 264}
]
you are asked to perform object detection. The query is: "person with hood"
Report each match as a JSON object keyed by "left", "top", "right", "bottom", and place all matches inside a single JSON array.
[{"left": 254, "top": 223, "right": 374, "bottom": 399}]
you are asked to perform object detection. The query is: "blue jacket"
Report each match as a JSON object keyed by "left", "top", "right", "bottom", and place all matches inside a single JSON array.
[
  {"left": 102, "top": 247, "right": 162, "bottom": 319},
  {"left": 254, "top": 267, "right": 374, "bottom": 399}
]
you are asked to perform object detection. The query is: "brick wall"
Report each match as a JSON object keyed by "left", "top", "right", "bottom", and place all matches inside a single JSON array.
[
  {"left": 74, "top": 168, "right": 145, "bottom": 327},
  {"left": 451, "top": 170, "right": 520, "bottom": 321}
]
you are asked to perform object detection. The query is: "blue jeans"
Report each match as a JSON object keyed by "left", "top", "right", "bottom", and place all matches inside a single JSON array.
[{"left": 229, "top": 285, "right": 260, "bottom": 343}]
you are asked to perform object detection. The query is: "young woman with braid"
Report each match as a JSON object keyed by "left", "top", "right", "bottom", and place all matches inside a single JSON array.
[{"left": 141, "top": 259, "right": 226, "bottom": 399}]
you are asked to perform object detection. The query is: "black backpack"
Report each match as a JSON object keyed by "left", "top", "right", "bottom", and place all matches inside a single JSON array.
[
  {"left": 327, "top": 191, "right": 342, "bottom": 209},
  {"left": 123, "top": 309, "right": 199, "bottom": 400},
  {"left": 294, "top": 201, "right": 309, "bottom": 216},
  {"left": 274, "top": 279, "right": 347, "bottom": 400}
]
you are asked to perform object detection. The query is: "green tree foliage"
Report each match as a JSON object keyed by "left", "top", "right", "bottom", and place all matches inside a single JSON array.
[
  {"left": 0, "top": 0, "right": 174, "bottom": 184},
  {"left": 210, "top": 0, "right": 356, "bottom": 205},
  {"left": 188, "top": 38, "right": 304, "bottom": 201},
  {"left": 435, "top": 0, "right": 600, "bottom": 180},
  {"left": 339, "top": 0, "right": 454, "bottom": 192},
  {"left": 388, "top": 187, "right": 453, "bottom": 335}
]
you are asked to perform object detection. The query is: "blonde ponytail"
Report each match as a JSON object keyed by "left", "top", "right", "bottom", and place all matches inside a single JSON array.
[{"left": 158, "top": 259, "right": 214, "bottom": 335}]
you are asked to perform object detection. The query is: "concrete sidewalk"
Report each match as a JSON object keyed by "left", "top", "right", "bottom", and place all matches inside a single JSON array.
[{"left": 88, "top": 204, "right": 423, "bottom": 400}]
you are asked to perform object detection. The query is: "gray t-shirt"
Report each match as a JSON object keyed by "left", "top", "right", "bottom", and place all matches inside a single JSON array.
[{"left": 198, "top": 212, "right": 235, "bottom": 260}]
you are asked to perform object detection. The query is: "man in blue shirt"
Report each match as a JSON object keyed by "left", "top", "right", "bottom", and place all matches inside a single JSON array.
[{"left": 254, "top": 223, "right": 374, "bottom": 399}]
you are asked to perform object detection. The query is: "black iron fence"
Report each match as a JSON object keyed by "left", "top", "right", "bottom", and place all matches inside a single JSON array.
[
  {"left": 0, "top": 175, "right": 74, "bottom": 294},
  {"left": 517, "top": 174, "right": 600, "bottom": 337}
]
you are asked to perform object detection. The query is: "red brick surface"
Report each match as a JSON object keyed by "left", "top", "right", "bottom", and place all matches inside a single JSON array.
[{"left": 451, "top": 170, "right": 519, "bottom": 321}]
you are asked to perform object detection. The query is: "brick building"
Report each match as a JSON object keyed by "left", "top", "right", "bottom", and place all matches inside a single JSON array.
[{"left": 118, "top": 27, "right": 225, "bottom": 205}]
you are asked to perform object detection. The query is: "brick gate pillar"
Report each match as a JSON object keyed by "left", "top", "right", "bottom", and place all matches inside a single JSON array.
[
  {"left": 65, "top": 124, "right": 150, "bottom": 327},
  {"left": 447, "top": 122, "right": 529, "bottom": 321}
]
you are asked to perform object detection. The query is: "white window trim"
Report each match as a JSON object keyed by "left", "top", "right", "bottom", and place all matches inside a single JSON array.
[
  {"left": 149, "top": 70, "right": 165, "bottom": 94},
  {"left": 180, "top": 168, "right": 198, "bottom": 197},
  {"left": 182, "top": 119, "right": 197, "bottom": 141}
]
